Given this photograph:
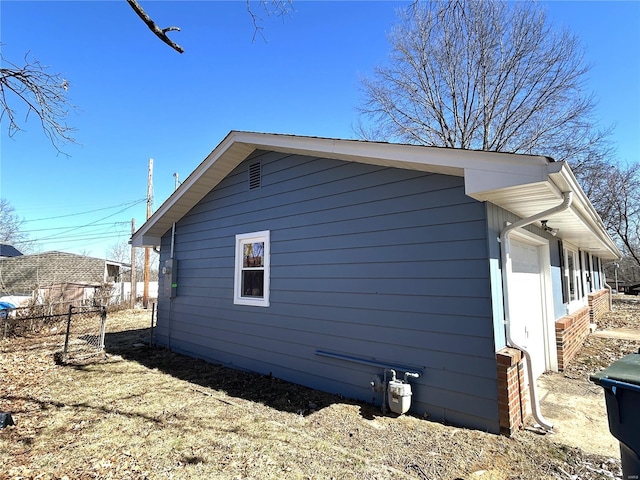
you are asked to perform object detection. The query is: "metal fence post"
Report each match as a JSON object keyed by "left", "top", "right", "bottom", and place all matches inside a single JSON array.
[
  {"left": 150, "top": 302, "right": 155, "bottom": 346},
  {"left": 63, "top": 304, "right": 74, "bottom": 355},
  {"left": 99, "top": 306, "right": 107, "bottom": 350}
]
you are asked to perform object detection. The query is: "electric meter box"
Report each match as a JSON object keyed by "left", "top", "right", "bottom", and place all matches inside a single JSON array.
[{"left": 162, "top": 259, "right": 178, "bottom": 298}]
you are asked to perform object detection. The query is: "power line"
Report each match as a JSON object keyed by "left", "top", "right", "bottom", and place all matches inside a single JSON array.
[
  {"left": 34, "top": 201, "right": 145, "bottom": 242},
  {"left": 20, "top": 221, "right": 130, "bottom": 234},
  {"left": 22, "top": 198, "right": 146, "bottom": 223},
  {"left": 36, "top": 227, "right": 129, "bottom": 242},
  {"left": 40, "top": 233, "right": 130, "bottom": 244}
]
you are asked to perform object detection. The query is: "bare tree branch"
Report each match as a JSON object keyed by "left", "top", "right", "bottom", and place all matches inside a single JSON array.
[
  {"left": 358, "top": 0, "right": 640, "bottom": 278},
  {"left": 0, "top": 50, "right": 76, "bottom": 154},
  {"left": 246, "top": 0, "right": 293, "bottom": 42},
  {"left": 126, "top": 0, "right": 293, "bottom": 53},
  {"left": 357, "top": 0, "right": 611, "bottom": 169},
  {"left": 590, "top": 163, "right": 640, "bottom": 271},
  {"left": 126, "top": 0, "right": 184, "bottom": 54},
  {"left": 0, "top": 198, "right": 33, "bottom": 252}
]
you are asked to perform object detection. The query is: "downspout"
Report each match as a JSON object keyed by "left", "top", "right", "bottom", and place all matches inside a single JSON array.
[
  {"left": 499, "top": 191, "right": 573, "bottom": 432},
  {"left": 170, "top": 223, "right": 176, "bottom": 260},
  {"left": 167, "top": 172, "right": 179, "bottom": 348},
  {"left": 170, "top": 172, "right": 179, "bottom": 261},
  {"left": 168, "top": 221, "right": 175, "bottom": 349},
  {"left": 603, "top": 282, "right": 613, "bottom": 311}
]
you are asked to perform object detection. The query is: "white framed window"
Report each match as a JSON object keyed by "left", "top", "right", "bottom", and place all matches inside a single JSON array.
[
  {"left": 584, "top": 253, "right": 594, "bottom": 293},
  {"left": 234, "top": 230, "right": 270, "bottom": 307},
  {"left": 562, "top": 244, "right": 584, "bottom": 311}
]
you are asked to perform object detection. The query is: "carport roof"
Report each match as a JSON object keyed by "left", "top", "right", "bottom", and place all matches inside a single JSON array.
[{"left": 131, "top": 131, "right": 620, "bottom": 259}]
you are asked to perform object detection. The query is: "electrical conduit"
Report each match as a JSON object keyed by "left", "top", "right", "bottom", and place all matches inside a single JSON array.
[{"left": 499, "top": 191, "right": 573, "bottom": 432}]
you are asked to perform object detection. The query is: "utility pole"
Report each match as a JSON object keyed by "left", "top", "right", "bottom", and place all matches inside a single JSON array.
[
  {"left": 143, "top": 158, "right": 153, "bottom": 309},
  {"left": 130, "top": 218, "right": 136, "bottom": 309}
]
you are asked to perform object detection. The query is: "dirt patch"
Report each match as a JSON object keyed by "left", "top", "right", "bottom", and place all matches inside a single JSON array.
[
  {"left": 538, "top": 372, "right": 619, "bottom": 458},
  {"left": 1, "top": 300, "right": 637, "bottom": 479},
  {"left": 539, "top": 295, "right": 640, "bottom": 460}
]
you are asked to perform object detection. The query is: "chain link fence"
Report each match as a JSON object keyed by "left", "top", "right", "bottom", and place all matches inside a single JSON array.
[
  {"left": 1, "top": 303, "right": 108, "bottom": 364},
  {"left": 1, "top": 303, "right": 72, "bottom": 339},
  {"left": 61, "top": 305, "right": 107, "bottom": 363}
]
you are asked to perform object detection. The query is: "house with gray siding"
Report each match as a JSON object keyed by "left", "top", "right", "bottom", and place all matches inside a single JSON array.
[{"left": 131, "top": 131, "right": 619, "bottom": 435}]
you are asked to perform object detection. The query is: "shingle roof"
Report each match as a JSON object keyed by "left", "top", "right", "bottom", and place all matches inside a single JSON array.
[{"left": 0, "top": 251, "right": 110, "bottom": 295}]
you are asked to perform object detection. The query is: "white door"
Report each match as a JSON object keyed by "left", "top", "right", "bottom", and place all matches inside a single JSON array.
[{"left": 509, "top": 239, "right": 546, "bottom": 379}]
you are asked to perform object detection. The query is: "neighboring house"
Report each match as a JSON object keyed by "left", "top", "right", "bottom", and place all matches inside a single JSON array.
[
  {"left": 0, "top": 251, "right": 127, "bottom": 305},
  {"left": 0, "top": 244, "right": 23, "bottom": 258},
  {"left": 620, "top": 282, "right": 640, "bottom": 296},
  {"left": 131, "top": 131, "right": 620, "bottom": 435}
]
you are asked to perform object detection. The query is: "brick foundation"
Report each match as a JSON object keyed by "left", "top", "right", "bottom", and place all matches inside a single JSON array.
[
  {"left": 589, "top": 289, "right": 610, "bottom": 323},
  {"left": 555, "top": 306, "right": 590, "bottom": 370},
  {"left": 556, "top": 288, "right": 611, "bottom": 370},
  {"left": 496, "top": 347, "right": 529, "bottom": 436}
]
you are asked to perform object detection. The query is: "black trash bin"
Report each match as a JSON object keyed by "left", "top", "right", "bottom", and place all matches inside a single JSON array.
[{"left": 590, "top": 351, "right": 640, "bottom": 480}]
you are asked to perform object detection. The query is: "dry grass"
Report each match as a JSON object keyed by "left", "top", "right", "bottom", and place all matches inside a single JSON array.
[{"left": 2, "top": 300, "right": 636, "bottom": 479}]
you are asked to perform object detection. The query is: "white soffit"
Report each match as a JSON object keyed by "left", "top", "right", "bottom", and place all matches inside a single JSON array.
[{"left": 474, "top": 162, "right": 619, "bottom": 259}]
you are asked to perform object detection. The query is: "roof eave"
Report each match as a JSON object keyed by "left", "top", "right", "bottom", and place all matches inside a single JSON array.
[
  {"left": 130, "top": 132, "right": 620, "bottom": 260},
  {"left": 470, "top": 160, "right": 620, "bottom": 260},
  {"left": 131, "top": 132, "right": 552, "bottom": 247}
]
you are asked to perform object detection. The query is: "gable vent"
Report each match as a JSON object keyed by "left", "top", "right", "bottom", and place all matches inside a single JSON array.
[{"left": 248, "top": 161, "right": 261, "bottom": 190}]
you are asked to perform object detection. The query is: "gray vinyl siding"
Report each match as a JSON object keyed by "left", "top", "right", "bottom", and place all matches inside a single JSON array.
[{"left": 155, "top": 150, "right": 500, "bottom": 432}]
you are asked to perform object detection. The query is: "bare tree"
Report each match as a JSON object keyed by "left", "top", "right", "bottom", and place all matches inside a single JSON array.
[
  {"left": 357, "top": 0, "right": 640, "bottom": 280},
  {"left": 357, "top": 0, "right": 612, "bottom": 174},
  {"left": 588, "top": 163, "right": 640, "bottom": 277},
  {"left": 0, "top": 51, "right": 76, "bottom": 152},
  {"left": 108, "top": 240, "right": 158, "bottom": 280},
  {"left": 0, "top": 198, "right": 32, "bottom": 252}
]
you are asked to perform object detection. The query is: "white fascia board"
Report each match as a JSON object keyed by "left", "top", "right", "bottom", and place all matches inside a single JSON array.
[
  {"left": 131, "top": 132, "right": 255, "bottom": 246},
  {"left": 238, "top": 132, "right": 465, "bottom": 175},
  {"left": 131, "top": 234, "right": 161, "bottom": 248},
  {"left": 236, "top": 131, "right": 550, "bottom": 178},
  {"left": 463, "top": 163, "right": 550, "bottom": 201}
]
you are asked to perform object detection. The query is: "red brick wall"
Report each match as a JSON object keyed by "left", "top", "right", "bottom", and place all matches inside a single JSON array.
[
  {"left": 589, "top": 289, "right": 610, "bottom": 323},
  {"left": 496, "top": 347, "right": 529, "bottom": 436},
  {"left": 555, "top": 288, "right": 611, "bottom": 370}
]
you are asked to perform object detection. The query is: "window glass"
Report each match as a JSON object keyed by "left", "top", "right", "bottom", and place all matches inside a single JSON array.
[
  {"left": 242, "top": 270, "right": 264, "bottom": 297},
  {"left": 243, "top": 242, "right": 264, "bottom": 268},
  {"left": 563, "top": 247, "right": 582, "bottom": 304},
  {"left": 567, "top": 251, "right": 576, "bottom": 301}
]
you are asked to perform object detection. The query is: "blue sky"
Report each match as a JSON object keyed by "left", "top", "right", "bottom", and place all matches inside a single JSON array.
[{"left": 1, "top": 1, "right": 638, "bottom": 259}]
